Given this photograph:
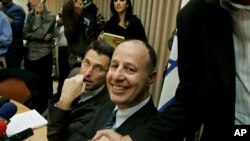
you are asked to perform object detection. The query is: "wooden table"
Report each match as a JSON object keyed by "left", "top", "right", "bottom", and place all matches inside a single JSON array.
[{"left": 11, "top": 100, "right": 48, "bottom": 141}]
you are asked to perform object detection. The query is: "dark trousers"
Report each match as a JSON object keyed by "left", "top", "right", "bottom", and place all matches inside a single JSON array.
[
  {"left": 5, "top": 47, "right": 23, "bottom": 68},
  {"left": 24, "top": 53, "right": 53, "bottom": 113},
  {"left": 56, "top": 46, "right": 70, "bottom": 97}
]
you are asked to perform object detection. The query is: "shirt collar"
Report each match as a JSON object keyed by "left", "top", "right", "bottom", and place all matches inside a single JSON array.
[
  {"left": 112, "top": 96, "right": 151, "bottom": 128},
  {"left": 78, "top": 85, "right": 105, "bottom": 103}
]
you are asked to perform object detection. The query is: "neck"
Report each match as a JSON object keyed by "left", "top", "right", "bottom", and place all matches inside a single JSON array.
[
  {"left": 118, "top": 12, "right": 126, "bottom": 23},
  {"left": 118, "top": 12, "right": 127, "bottom": 28}
]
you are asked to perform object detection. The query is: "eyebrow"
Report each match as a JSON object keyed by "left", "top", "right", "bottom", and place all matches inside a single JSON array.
[{"left": 84, "top": 58, "right": 108, "bottom": 68}]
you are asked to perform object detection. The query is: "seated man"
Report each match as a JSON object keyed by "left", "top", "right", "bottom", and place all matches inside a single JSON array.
[
  {"left": 47, "top": 41, "right": 114, "bottom": 140},
  {"left": 63, "top": 40, "right": 159, "bottom": 141}
]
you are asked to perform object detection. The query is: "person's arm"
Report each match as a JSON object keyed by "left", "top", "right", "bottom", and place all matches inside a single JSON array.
[
  {"left": 23, "top": 12, "right": 34, "bottom": 41},
  {"left": 23, "top": 11, "right": 56, "bottom": 42},
  {"left": 0, "top": 13, "right": 12, "bottom": 48},
  {"left": 5, "top": 6, "right": 26, "bottom": 37},
  {"left": 96, "top": 7, "right": 106, "bottom": 31},
  {"left": 47, "top": 100, "right": 71, "bottom": 141},
  {"left": 47, "top": 74, "right": 85, "bottom": 141},
  {"left": 57, "top": 74, "right": 85, "bottom": 110}
]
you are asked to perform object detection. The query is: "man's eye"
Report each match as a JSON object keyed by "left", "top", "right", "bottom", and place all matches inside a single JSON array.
[
  {"left": 95, "top": 67, "right": 102, "bottom": 72},
  {"left": 127, "top": 68, "right": 135, "bottom": 73},
  {"left": 82, "top": 61, "right": 89, "bottom": 66},
  {"left": 110, "top": 64, "right": 118, "bottom": 69}
]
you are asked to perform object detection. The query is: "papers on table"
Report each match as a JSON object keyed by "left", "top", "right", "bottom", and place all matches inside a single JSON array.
[{"left": 6, "top": 109, "right": 47, "bottom": 136}]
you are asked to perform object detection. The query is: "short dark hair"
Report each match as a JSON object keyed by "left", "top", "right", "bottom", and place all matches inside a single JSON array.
[
  {"left": 110, "top": 0, "right": 133, "bottom": 23},
  {"left": 85, "top": 40, "right": 115, "bottom": 60},
  {"left": 143, "top": 42, "right": 157, "bottom": 73},
  {"left": 125, "top": 40, "right": 157, "bottom": 73}
]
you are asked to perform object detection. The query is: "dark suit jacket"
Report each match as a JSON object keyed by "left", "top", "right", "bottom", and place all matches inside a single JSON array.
[
  {"left": 47, "top": 86, "right": 110, "bottom": 141},
  {"left": 130, "top": 1, "right": 236, "bottom": 141},
  {"left": 66, "top": 98, "right": 158, "bottom": 141}
]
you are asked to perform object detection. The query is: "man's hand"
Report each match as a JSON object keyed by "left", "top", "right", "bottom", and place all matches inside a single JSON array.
[
  {"left": 91, "top": 130, "right": 132, "bottom": 141},
  {"left": 43, "top": 33, "right": 53, "bottom": 41},
  {"left": 73, "top": 0, "right": 84, "bottom": 16},
  {"left": 35, "top": 2, "right": 44, "bottom": 16},
  {"left": 58, "top": 74, "right": 85, "bottom": 110},
  {"left": 97, "top": 33, "right": 104, "bottom": 41}
]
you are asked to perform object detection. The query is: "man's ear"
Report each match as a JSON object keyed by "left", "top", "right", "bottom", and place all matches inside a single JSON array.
[{"left": 148, "top": 71, "right": 157, "bottom": 85}]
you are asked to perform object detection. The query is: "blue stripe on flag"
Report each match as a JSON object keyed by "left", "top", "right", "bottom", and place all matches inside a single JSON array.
[
  {"left": 158, "top": 29, "right": 179, "bottom": 111},
  {"left": 164, "top": 59, "right": 178, "bottom": 77},
  {"left": 158, "top": 97, "right": 175, "bottom": 113}
]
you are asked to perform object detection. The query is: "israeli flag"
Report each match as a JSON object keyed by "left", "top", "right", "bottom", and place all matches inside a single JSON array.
[
  {"left": 158, "top": 30, "right": 179, "bottom": 112},
  {"left": 157, "top": 0, "right": 190, "bottom": 112}
]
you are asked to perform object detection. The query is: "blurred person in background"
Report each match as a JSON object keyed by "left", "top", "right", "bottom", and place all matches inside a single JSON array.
[
  {"left": 98, "top": 0, "right": 147, "bottom": 44},
  {"left": 23, "top": 0, "right": 56, "bottom": 113},
  {"left": 0, "top": 0, "right": 26, "bottom": 68},
  {"left": 54, "top": 10, "right": 70, "bottom": 97},
  {"left": 0, "top": 10, "right": 12, "bottom": 57},
  {"left": 62, "top": 0, "right": 105, "bottom": 70}
]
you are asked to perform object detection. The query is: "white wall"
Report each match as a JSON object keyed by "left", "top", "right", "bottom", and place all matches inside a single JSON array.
[{"left": 13, "top": 0, "right": 29, "bottom": 14}]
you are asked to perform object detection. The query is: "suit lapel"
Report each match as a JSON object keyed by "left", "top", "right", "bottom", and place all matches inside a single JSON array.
[{"left": 115, "top": 98, "right": 158, "bottom": 134}]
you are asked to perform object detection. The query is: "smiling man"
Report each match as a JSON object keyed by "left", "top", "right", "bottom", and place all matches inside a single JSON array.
[
  {"left": 47, "top": 41, "right": 114, "bottom": 141},
  {"left": 61, "top": 40, "right": 159, "bottom": 141}
]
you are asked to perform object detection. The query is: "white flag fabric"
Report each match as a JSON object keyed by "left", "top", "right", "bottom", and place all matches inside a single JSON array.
[
  {"left": 180, "top": 0, "right": 189, "bottom": 9},
  {"left": 158, "top": 31, "right": 179, "bottom": 112}
]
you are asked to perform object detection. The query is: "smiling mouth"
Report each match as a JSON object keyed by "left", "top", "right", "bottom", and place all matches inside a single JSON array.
[{"left": 113, "top": 85, "right": 128, "bottom": 90}]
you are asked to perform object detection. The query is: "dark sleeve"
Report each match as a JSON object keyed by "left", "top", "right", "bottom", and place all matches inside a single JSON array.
[
  {"left": 47, "top": 100, "right": 71, "bottom": 141},
  {"left": 8, "top": 6, "right": 26, "bottom": 37},
  {"left": 65, "top": 101, "right": 114, "bottom": 141},
  {"left": 23, "top": 12, "right": 56, "bottom": 41},
  {"left": 22, "top": 13, "right": 34, "bottom": 41},
  {"left": 47, "top": 99, "right": 97, "bottom": 141},
  {"left": 65, "top": 112, "right": 102, "bottom": 141}
]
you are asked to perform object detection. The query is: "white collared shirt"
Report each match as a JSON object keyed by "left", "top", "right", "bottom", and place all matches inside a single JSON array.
[
  {"left": 78, "top": 85, "right": 105, "bottom": 103},
  {"left": 221, "top": 0, "right": 250, "bottom": 124},
  {"left": 111, "top": 97, "right": 150, "bottom": 129},
  {"left": 55, "top": 15, "right": 68, "bottom": 47}
]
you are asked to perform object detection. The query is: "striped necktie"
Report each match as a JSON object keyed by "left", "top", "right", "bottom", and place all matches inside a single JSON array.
[{"left": 102, "top": 110, "right": 117, "bottom": 129}]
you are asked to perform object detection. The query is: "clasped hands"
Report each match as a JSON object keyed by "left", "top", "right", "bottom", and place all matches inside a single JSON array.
[{"left": 90, "top": 129, "right": 131, "bottom": 141}]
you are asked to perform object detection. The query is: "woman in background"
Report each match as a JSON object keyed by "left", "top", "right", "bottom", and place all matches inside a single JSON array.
[{"left": 99, "top": 0, "right": 147, "bottom": 43}]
